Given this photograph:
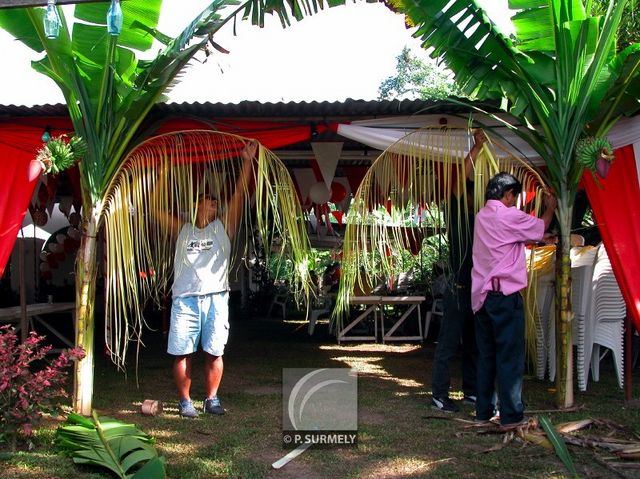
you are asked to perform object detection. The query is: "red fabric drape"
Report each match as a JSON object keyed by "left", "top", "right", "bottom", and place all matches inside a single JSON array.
[
  {"left": 583, "top": 145, "right": 640, "bottom": 334},
  {"left": 0, "top": 117, "right": 340, "bottom": 277},
  {"left": 0, "top": 155, "right": 42, "bottom": 276}
]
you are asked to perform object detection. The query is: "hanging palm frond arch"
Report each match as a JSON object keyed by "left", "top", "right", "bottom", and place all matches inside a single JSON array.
[
  {"left": 335, "top": 128, "right": 548, "bottom": 357},
  {"left": 102, "top": 130, "right": 312, "bottom": 370}
]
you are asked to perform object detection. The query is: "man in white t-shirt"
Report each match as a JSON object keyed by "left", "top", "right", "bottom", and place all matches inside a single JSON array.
[{"left": 155, "top": 141, "right": 256, "bottom": 418}]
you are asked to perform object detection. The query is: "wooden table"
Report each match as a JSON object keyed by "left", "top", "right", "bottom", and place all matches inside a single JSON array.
[
  {"left": 339, "top": 296, "right": 425, "bottom": 344},
  {"left": 339, "top": 296, "right": 382, "bottom": 343},
  {"left": 0, "top": 302, "right": 75, "bottom": 348},
  {"left": 378, "top": 295, "right": 425, "bottom": 343}
]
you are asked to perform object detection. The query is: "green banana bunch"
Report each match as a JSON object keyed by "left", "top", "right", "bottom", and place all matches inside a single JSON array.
[
  {"left": 36, "top": 135, "right": 87, "bottom": 174},
  {"left": 575, "top": 136, "right": 614, "bottom": 171}
]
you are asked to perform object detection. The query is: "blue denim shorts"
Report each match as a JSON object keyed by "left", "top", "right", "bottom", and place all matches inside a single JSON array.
[{"left": 167, "top": 292, "right": 229, "bottom": 356}]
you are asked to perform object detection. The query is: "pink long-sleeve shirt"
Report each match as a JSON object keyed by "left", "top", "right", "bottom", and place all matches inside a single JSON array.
[{"left": 471, "top": 200, "right": 545, "bottom": 313}]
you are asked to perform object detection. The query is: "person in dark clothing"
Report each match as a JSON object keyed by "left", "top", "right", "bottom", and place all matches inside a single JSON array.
[{"left": 431, "top": 130, "right": 486, "bottom": 413}]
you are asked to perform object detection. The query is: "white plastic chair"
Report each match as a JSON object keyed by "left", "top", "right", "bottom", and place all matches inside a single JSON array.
[
  {"left": 267, "top": 292, "right": 287, "bottom": 319},
  {"left": 533, "top": 271, "right": 555, "bottom": 381},
  {"left": 589, "top": 245, "right": 626, "bottom": 389},
  {"left": 524, "top": 246, "right": 556, "bottom": 381},
  {"left": 307, "top": 283, "right": 337, "bottom": 335},
  {"left": 569, "top": 245, "right": 598, "bottom": 391}
]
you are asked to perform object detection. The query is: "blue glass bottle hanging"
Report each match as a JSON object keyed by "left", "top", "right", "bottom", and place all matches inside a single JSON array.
[
  {"left": 44, "top": 0, "right": 60, "bottom": 40},
  {"left": 107, "top": 0, "right": 123, "bottom": 36}
]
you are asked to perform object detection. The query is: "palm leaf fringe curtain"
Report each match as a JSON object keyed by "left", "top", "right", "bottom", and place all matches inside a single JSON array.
[
  {"left": 334, "top": 128, "right": 548, "bottom": 364},
  {"left": 103, "top": 131, "right": 312, "bottom": 370}
]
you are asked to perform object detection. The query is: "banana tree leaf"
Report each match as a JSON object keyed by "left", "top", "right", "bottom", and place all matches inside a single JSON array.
[
  {"left": 56, "top": 413, "right": 162, "bottom": 479},
  {"left": 509, "top": 0, "right": 587, "bottom": 52},
  {"left": 589, "top": 45, "right": 640, "bottom": 131},
  {"left": 249, "top": 0, "right": 347, "bottom": 27},
  {"left": 511, "top": 7, "right": 556, "bottom": 52},
  {"left": 521, "top": 52, "right": 556, "bottom": 86},
  {"left": 572, "top": 1, "right": 628, "bottom": 131},
  {"left": 71, "top": 23, "right": 109, "bottom": 110},
  {"left": 120, "top": 447, "right": 158, "bottom": 474},
  {"left": 131, "top": 456, "right": 166, "bottom": 479},
  {"left": 74, "top": 0, "right": 162, "bottom": 52},
  {"left": 129, "top": 20, "right": 173, "bottom": 46},
  {"left": 72, "top": 450, "right": 126, "bottom": 477},
  {"left": 0, "top": 7, "right": 44, "bottom": 53},
  {"left": 539, "top": 415, "right": 579, "bottom": 477},
  {"left": 64, "top": 412, "right": 94, "bottom": 428},
  {"left": 72, "top": 22, "right": 109, "bottom": 68},
  {"left": 115, "top": 47, "right": 139, "bottom": 88},
  {"left": 398, "top": 0, "right": 534, "bottom": 103}
]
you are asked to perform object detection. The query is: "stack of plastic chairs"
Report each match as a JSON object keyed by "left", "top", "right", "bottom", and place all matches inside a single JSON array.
[
  {"left": 589, "top": 244, "right": 627, "bottom": 389},
  {"left": 569, "top": 245, "right": 599, "bottom": 391},
  {"left": 535, "top": 271, "right": 555, "bottom": 380},
  {"left": 524, "top": 245, "right": 556, "bottom": 381}
]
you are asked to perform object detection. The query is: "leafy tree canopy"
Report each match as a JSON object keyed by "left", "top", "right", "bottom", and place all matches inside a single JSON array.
[
  {"left": 378, "top": 46, "right": 463, "bottom": 100},
  {"left": 591, "top": 0, "right": 640, "bottom": 50}
]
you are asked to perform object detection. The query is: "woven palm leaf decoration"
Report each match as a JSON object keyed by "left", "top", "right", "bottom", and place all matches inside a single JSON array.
[
  {"left": 103, "top": 131, "right": 312, "bottom": 370},
  {"left": 335, "top": 127, "right": 548, "bottom": 364}
]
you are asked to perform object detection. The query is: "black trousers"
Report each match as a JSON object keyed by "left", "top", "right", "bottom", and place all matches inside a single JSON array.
[{"left": 475, "top": 292, "right": 525, "bottom": 425}]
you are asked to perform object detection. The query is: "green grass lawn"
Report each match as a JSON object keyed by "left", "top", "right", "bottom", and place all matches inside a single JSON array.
[{"left": 2, "top": 312, "right": 639, "bottom": 479}]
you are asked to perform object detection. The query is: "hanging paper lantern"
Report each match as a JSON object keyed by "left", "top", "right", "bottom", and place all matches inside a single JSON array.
[
  {"left": 330, "top": 181, "right": 347, "bottom": 203},
  {"left": 309, "top": 182, "right": 331, "bottom": 204}
]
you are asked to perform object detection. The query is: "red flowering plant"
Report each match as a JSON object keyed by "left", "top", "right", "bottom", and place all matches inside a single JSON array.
[{"left": 0, "top": 325, "right": 84, "bottom": 451}]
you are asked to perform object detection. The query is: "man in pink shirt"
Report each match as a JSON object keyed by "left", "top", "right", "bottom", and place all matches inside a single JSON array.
[{"left": 471, "top": 172, "right": 556, "bottom": 429}]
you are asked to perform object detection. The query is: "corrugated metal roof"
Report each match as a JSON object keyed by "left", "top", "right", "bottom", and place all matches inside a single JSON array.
[
  {"left": 0, "top": 97, "right": 488, "bottom": 120},
  {"left": 0, "top": 98, "right": 498, "bottom": 169}
]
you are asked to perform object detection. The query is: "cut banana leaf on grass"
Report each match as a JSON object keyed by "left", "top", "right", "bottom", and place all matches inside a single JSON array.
[
  {"left": 539, "top": 416, "right": 579, "bottom": 478},
  {"left": 55, "top": 411, "right": 165, "bottom": 479}
]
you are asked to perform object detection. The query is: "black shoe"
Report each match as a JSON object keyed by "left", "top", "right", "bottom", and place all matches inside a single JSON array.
[
  {"left": 431, "top": 396, "right": 459, "bottom": 413},
  {"left": 462, "top": 395, "right": 477, "bottom": 405},
  {"left": 203, "top": 396, "right": 225, "bottom": 415}
]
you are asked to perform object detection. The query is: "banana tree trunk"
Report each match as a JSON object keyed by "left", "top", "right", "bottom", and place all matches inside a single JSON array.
[
  {"left": 554, "top": 196, "right": 574, "bottom": 408},
  {"left": 73, "top": 208, "right": 99, "bottom": 415}
]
